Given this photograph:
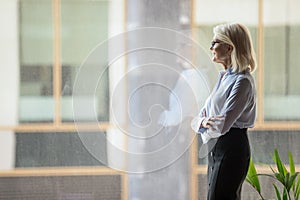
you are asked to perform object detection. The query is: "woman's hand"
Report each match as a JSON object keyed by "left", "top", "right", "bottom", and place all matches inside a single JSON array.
[{"left": 201, "top": 115, "right": 224, "bottom": 130}]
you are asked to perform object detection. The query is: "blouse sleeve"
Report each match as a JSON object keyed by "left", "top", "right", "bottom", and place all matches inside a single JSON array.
[
  {"left": 190, "top": 100, "right": 209, "bottom": 133},
  {"left": 191, "top": 72, "right": 223, "bottom": 134},
  {"left": 207, "top": 76, "right": 252, "bottom": 135}
]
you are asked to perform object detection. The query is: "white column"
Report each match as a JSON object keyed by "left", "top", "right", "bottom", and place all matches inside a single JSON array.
[
  {"left": 107, "top": 0, "right": 127, "bottom": 171},
  {"left": 0, "top": 0, "right": 19, "bottom": 170}
]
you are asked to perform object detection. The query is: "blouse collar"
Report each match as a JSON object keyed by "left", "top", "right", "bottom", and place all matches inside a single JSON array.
[{"left": 226, "top": 68, "right": 233, "bottom": 74}]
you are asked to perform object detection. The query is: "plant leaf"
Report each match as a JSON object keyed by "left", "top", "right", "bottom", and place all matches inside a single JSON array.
[
  {"left": 284, "top": 172, "right": 290, "bottom": 189},
  {"left": 274, "top": 149, "right": 287, "bottom": 176},
  {"left": 288, "top": 172, "right": 299, "bottom": 192},
  {"left": 273, "top": 184, "right": 282, "bottom": 200},
  {"left": 289, "top": 152, "right": 295, "bottom": 175},
  {"left": 282, "top": 187, "right": 288, "bottom": 200},
  {"left": 246, "top": 158, "right": 261, "bottom": 193},
  {"left": 258, "top": 173, "right": 276, "bottom": 179},
  {"left": 274, "top": 172, "right": 285, "bottom": 185},
  {"left": 295, "top": 176, "right": 300, "bottom": 200}
]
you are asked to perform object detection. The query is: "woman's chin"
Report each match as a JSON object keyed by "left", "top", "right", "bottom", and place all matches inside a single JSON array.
[{"left": 212, "top": 57, "right": 218, "bottom": 63}]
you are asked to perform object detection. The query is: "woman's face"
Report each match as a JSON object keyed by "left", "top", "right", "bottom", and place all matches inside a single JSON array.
[{"left": 210, "top": 37, "right": 232, "bottom": 68}]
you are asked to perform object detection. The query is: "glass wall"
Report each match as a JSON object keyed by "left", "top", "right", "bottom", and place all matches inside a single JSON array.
[
  {"left": 0, "top": 0, "right": 121, "bottom": 198},
  {"left": 195, "top": 1, "right": 258, "bottom": 46},
  {"left": 19, "top": 0, "right": 109, "bottom": 123},
  {"left": 60, "top": 0, "right": 109, "bottom": 122},
  {"left": 195, "top": 0, "right": 300, "bottom": 199},
  {"left": 195, "top": 0, "right": 258, "bottom": 159},
  {"left": 19, "top": 0, "right": 54, "bottom": 123},
  {"left": 17, "top": 0, "right": 110, "bottom": 168},
  {"left": 1, "top": 0, "right": 300, "bottom": 199},
  {"left": 263, "top": 0, "right": 300, "bottom": 120}
]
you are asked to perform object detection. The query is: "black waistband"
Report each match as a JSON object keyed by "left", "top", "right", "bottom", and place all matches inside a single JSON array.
[
  {"left": 227, "top": 127, "right": 248, "bottom": 135},
  {"left": 230, "top": 127, "right": 248, "bottom": 131},
  {"left": 215, "top": 127, "right": 250, "bottom": 152}
]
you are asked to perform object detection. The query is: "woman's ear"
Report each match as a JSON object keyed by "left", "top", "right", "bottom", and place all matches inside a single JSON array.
[
  {"left": 227, "top": 45, "right": 233, "bottom": 55},
  {"left": 228, "top": 45, "right": 233, "bottom": 53}
]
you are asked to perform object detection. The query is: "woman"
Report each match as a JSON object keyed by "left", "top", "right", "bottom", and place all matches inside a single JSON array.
[{"left": 191, "top": 23, "right": 256, "bottom": 200}]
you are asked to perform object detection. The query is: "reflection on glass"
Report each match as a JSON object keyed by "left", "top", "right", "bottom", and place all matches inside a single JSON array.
[
  {"left": 19, "top": 0, "right": 54, "bottom": 123},
  {"left": 61, "top": 0, "right": 109, "bottom": 122},
  {"left": 263, "top": 0, "right": 300, "bottom": 120}
]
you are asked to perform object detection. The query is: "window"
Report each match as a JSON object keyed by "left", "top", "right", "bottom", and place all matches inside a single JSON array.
[
  {"left": 19, "top": 0, "right": 109, "bottom": 123},
  {"left": 61, "top": 0, "right": 109, "bottom": 122},
  {"left": 263, "top": 0, "right": 300, "bottom": 121},
  {"left": 194, "top": 0, "right": 300, "bottom": 199},
  {"left": 19, "top": 0, "right": 54, "bottom": 123}
]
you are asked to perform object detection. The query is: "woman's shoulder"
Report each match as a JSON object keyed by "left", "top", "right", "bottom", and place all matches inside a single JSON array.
[
  {"left": 236, "top": 71, "right": 254, "bottom": 81},
  {"left": 235, "top": 72, "right": 256, "bottom": 90}
]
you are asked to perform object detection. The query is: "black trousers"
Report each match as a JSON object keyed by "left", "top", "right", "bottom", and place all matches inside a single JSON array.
[{"left": 207, "top": 128, "right": 250, "bottom": 200}]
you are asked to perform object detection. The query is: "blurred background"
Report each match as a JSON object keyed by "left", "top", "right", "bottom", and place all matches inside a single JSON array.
[{"left": 0, "top": 0, "right": 300, "bottom": 199}]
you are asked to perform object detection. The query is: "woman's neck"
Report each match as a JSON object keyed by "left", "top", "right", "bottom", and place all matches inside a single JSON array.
[{"left": 223, "top": 63, "right": 232, "bottom": 70}]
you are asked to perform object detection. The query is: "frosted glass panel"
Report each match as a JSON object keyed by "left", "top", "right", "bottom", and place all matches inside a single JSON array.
[
  {"left": 19, "top": 0, "right": 53, "bottom": 65},
  {"left": 19, "top": 0, "right": 54, "bottom": 123},
  {"left": 263, "top": 0, "right": 300, "bottom": 120},
  {"left": 195, "top": 0, "right": 258, "bottom": 25},
  {"left": 61, "top": 0, "right": 109, "bottom": 122}
]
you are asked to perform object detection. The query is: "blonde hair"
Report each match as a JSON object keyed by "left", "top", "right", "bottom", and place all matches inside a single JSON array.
[{"left": 213, "top": 23, "right": 257, "bottom": 73}]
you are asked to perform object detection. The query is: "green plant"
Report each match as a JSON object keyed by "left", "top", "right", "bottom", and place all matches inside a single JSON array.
[
  {"left": 246, "top": 157, "right": 265, "bottom": 199},
  {"left": 246, "top": 149, "right": 300, "bottom": 200}
]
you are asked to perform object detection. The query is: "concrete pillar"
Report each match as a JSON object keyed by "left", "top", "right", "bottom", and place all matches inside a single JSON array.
[
  {"left": 0, "top": 0, "right": 18, "bottom": 170},
  {"left": 126, "top": 1, "right": 192, "bottom": 199}
]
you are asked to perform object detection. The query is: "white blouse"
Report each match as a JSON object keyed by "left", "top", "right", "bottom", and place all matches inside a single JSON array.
[{"left": 191, "top": 68, "right": 256, "bottom": 143}]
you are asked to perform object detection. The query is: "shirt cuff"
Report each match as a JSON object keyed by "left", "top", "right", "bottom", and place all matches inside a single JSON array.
[
  {"left": 201, "top": 129, "right": 222, "bottom": 144},
  {"left": 191, "top": 116, "right": 206, "bottom": 134},
  {"left": 198, "top": 127, "right": 207, "bottom": 133}
]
